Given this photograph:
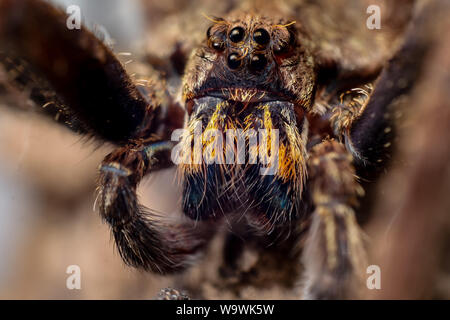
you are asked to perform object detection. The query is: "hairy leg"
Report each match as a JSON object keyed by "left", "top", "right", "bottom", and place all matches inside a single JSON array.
[
  {"left": 98, "top": 139, "right": 216, "bottom": 274},
  {"left": 0, "top": 0, "right": 184, "bottom": 144},
  {"left": 332, "top": 2, "right": 437, "bottom": 170},
  {"left": 301, "top": 140, "right": 367, "bottom": 299}
]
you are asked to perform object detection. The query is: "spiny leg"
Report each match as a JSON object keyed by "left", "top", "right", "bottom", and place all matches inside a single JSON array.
[
  {"left": 332, "top": 4, "right": 435, "bottom": 171},
  {"left": 302, "top": 140, "right": 367, "bottom": 299},
  {"left": 0, "top": 0, "right": 183, "bottom": 144},
  {"left": 330, "top": 84, "right": 373, "bottom": 140},
  {"left": 98, "top": 139, "right": 216, "bottom": 274}
]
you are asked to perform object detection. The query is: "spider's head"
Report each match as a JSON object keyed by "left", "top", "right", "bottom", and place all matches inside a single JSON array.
[
  {"left": 178, "top": 13, "right": 317, "bottom": 225},
  {"left": 183, "top": 12, "right": 316, "bottom": 113}
]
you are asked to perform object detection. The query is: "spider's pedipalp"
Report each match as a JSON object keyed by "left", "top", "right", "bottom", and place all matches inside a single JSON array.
[
  {"left": 345, "top": 5, "right": 435, "bottom": 171},
  {"left": 98, "top": 139, "right": 215, "bottom": 273}
]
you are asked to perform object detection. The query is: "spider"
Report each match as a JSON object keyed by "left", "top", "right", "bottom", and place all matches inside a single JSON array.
[{"left": 0, "top": 0, "right": 431, "bottom": 299}]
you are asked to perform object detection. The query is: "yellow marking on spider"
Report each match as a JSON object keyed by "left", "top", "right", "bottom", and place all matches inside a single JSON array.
[
  {"left": 272, "top": 21, "right": 296, "bottom": 28},
  {"left": 257, "top": 106, "right": 275, "bottom": 167},
  {"left": 183, "top": 89, "right": 195, "bottom": 101},
  {"left": 343, "top": 206, "right": 366, "bottom": 275},
  {"left": 42, "top": 102, "right": 54, "bottom": 109},
  {"left": 243, "top": 105, "right": 306, "bottom": 189},
  {"left": 237, "top": 47, "right": 249, "bottom": 60},
  {"left": 179, "top": 101, "right": 236, "bottom": 176},
  {"left": 235, "top": 88, "right": 259, "bottom": 103},
  {"left": 201, "top": 12, "right": 228, "bottom": 24},
  {"left": 318, "top": 206, "right": 338, "bottom": 270}
]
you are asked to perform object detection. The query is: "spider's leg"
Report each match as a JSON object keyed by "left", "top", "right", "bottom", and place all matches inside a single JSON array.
[
  {"left": 301, "top": 139, "right": 367, "bottom": 299},
  {"left": 338, "top": 3, "right": 437, "bottom": 170},
  {"left": 98, "top": 139, "right": 216, "bottom": 273},
  {"left": 0, "top": 0, "right": 182, "bottom": 144}
]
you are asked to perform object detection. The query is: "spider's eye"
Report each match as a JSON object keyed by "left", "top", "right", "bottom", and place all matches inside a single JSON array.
[
  {"left": 249, "top": 54, "right": 267, "bottom": 71},
  {"left": 273, "top": 43, "right": 289, "bottom": 55},
  {"left": 273, "top": 36, "right": 295, "bottom": 55},
  {"left": 253, "top": 28, "right": 270, "bottom": 46},
  {"left": 211, "top": 41, "right": 225, "bottom": 51},
  {"left": 229, "top": 27, "right": 245, "bottom": 43},
  {"left": 272, "top": 27, "right": 296, "bottom": 56},
  {"left": 227, "top": 52, "right": 242, "bottom": 69},
  {"left": 207, "top": 25, "right": 226, "bottom": 51}
]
